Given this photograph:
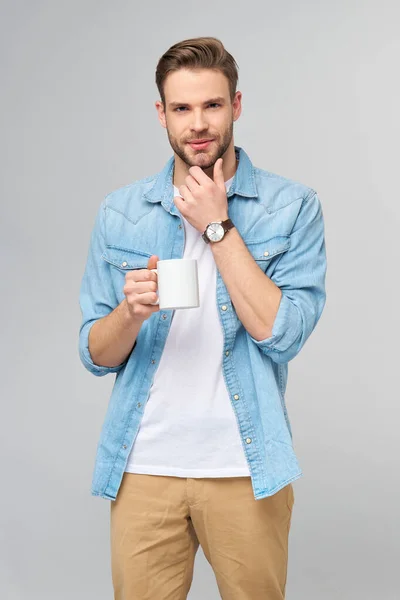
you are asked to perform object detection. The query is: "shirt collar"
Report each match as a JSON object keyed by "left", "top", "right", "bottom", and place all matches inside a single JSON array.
[{"left": 143, "top": 145, "right": 258, "bottom": 215}]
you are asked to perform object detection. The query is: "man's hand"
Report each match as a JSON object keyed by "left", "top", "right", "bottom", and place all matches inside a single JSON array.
[
  {"left": 173, "top": 158, "right": 228, "bottom": 233},
  {"left": 123, "top": 255, "right": 160, "bottom": 322},
  {"left": 87, "top": 255, "right": 160, "bottom": 369}
]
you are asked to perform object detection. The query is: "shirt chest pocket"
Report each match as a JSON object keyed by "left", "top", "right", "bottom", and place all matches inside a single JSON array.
[
  {"left": 101, "top": 245, "right": 152, "bottom": 272},
  {"left": 101, "top": 246, "right": 152, "bottom": 302},
  {"left": 245, "top": 235, "right": 291, "bottom": 273}
]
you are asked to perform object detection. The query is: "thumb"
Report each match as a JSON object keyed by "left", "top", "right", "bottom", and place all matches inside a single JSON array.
[
  {"left": 147, "top": 255, "right": 159, "bottom": 270},
  {"left": 213, "top": 158, "right": 225, "bottom": 190}
]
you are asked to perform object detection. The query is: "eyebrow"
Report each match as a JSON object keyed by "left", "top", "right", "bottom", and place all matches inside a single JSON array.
[{"left": 168, "top": 96, "right": 226, "bottom": 109}]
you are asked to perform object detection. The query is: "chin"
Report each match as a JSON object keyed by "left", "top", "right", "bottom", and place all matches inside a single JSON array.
[{"left": 187, "top": 153, "right": 217, "bottom": 170}]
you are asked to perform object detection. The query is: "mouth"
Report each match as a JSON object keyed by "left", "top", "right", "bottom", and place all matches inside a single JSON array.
[{"left": 187, "top": 139, "right": 214, "bottom": 150}]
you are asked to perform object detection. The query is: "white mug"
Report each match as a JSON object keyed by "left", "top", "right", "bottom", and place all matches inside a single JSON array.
[{"left": 151, "top": 259, "right": 200, "bottom": 310}]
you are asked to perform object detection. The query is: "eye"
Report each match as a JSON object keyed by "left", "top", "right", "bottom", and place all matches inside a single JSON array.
[{"left": 174, "top": 103, "right": 221, "bottom": 112}]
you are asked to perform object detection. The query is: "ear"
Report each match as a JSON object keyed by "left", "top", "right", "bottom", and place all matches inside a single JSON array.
[
  {"left": 232, "top": 91, "right": 242, "bottom": 122},
  {"left": 155, "top": 100, "right": 167, "bottom": 129}
]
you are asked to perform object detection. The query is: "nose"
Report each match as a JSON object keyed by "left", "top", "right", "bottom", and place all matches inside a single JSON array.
[{"left": 190, "top": 109, "right": 209, "bottom": 133}]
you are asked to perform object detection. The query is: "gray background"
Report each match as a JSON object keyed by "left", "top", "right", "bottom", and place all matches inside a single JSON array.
[{"left": 1, "top": 1, "right": 399, "bottom": 598}]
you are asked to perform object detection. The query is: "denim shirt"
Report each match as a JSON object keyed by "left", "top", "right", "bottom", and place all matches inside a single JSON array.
[{"left": 79, "top": 146, "right": 327, "bottom": 501}]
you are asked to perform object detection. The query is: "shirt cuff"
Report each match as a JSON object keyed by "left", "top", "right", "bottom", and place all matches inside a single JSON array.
[
  {"left": 249, "top": 293, "right": 302, "bottom": 354},
  {"left": 79, "top": 321, "right": 126, "bottom": 376}
]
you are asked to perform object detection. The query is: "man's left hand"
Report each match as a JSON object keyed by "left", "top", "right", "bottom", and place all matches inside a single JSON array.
[{"left": 173, "top": 158, "right": 228, "bottom": 233}]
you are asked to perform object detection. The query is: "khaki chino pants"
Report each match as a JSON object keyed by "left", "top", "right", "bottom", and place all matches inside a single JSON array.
[{"left": 110, "top": 473, "right": 295, "bottom": 600}]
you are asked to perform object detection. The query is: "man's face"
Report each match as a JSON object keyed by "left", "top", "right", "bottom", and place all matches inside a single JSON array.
[{"left": 157, "top": 68, "right": 241, "bottom": 170}]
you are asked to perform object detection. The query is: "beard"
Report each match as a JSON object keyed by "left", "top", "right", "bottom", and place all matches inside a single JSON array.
[{"left": 166, "top": 120, "right": 234, "bottom": 171}]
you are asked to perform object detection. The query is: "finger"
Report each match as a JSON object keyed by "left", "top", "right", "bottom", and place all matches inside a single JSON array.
[
  {"left": 147, "top": 254, "right": 159, "bottom": 270},
  {"left": 213, "top": 158, "right": 225, "bottom": 190},
  {"left": 178, "top": 184, "right": 195, "bottom": 203},
  {"left": 173, "top": 186, "right": 195, "bottom": 214},
  {"left": 125, "top": 269, "right": 157, "bottom": 283},
  {"left": 184, "top": 174, "right": 201, "bottom": 194},
  {"left": 127, "top": 296, "right": 160, "bottom": 318},
  {"left": 188, "top": 165, "right": 211, "bottom": 185},
  {"left": 133, "top": 291, "right": 159, "bottom": 306},
  {"left": 148, "top": 303, "right": 160, "bottom": 313},
  {"left": 173, "top": 195, "right": 185, "bottom": 213},
  {"left": 125, "top": 280, "right": 157, "bottom": 294}
]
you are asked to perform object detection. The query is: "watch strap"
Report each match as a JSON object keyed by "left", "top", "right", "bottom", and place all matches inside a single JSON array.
[{"left": 221, "top": 218, "right": 235, "bottom": 234}]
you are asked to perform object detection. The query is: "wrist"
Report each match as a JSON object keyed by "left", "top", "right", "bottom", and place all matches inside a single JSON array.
[
  {"left": 202, "top": 215, "right": 229, "bottom": 229},
  {"left": 202, "top": 217, "right": 235, "bottom": 244}
]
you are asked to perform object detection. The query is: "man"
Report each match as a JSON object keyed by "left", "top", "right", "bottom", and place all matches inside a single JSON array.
[{"left": 79, "top": 36, "right": 327, "bottom": 600}]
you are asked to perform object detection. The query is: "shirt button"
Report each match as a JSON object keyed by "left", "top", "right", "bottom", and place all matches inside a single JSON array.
[
  {"left": 225, "top": 350, "right": 230, "bottom": 356},
  {"left": 162, "top": 314, "right": 167, "bottom": 320},
  {"left": 245, "top": 438, "right": 252, "bottom": 444},
  {"left": 122, "top": 444, "right": 127, "bottom": 449},
  {"left": 137, "top": 402, "right": 141, "bottom": 408},
  {"left": 121, "top": 261, "right": 128, "bottom": 267},
  {"left": 151, "top": 359, "right": 155, "bottom": 364},
  {"left": 221, "top": 305, "right": 228, "bottom": 311},
  {"left": 178, "top": 224, "right": 183, "bottom": 229},
  {"left": 263, "top": 251, "right": 269, "bottom": 257},
  {"left": 234, "top": 394, "right": 239, "bottom": 400}
]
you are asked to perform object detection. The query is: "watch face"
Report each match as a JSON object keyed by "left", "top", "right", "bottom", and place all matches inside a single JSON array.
[{"left": 207, "top": 222, "right": 224, "bottom": 242}]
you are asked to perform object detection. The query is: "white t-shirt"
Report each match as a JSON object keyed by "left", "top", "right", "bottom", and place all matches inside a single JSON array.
[{"left": 125, "top": 175, "right": 250, "bottom": 478}]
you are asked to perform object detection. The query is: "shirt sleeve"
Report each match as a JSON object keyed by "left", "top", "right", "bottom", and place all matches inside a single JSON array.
[
  {"left": 249, "top": 190, "right": 327, "bottom": 364},
  {"left": 78, "top": 199, "right": 128, "bottom": 376}
]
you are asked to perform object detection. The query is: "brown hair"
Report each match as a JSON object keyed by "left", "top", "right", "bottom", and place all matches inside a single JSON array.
[{"left": 155, "top": 37, "right": 239, "bottom": 106}]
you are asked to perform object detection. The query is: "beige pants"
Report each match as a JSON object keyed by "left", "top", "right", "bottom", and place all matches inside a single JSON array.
[{"left": 110, "top": 473, "right": 294, "bottom": 600}]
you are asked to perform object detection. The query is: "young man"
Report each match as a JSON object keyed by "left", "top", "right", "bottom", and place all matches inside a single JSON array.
[{"left": 79, "top": 37, "right": 327, "bottom": 600}]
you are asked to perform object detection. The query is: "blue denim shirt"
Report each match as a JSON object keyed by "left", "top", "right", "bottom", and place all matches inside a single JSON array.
[{"left": 79, "top": 146, "right": 327, "bottom": 501}]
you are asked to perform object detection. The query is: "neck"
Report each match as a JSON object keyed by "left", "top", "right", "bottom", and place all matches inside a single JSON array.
[{"left": 173, "top": 142, "right": 238, "bottom": 188}]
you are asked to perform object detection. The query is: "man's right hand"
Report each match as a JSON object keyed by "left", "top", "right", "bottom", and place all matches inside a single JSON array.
[{"left": 123, "top": 255, "right": 160, "bottom": 322}]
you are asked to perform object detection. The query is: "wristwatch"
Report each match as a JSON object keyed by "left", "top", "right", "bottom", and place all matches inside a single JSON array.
[{"left": 202, "top": 218, "right": 235, "bottom": 244}]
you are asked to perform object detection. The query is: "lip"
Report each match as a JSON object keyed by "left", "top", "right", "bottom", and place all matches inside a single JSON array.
[{"left": 188, "top": 139, "right": 214, "bottom": 150}]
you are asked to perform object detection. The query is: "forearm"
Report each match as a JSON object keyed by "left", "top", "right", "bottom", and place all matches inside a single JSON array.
[
  {"left": 88, "top": 299, "right": 143, "bottom": 368},
  {"left": 210, "top": 227, "right": 282, "bottom": 340}
]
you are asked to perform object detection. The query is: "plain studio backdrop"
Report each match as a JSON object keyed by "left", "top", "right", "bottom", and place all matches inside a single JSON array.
[{"left": 1, "top": 1, "right": 399, "bottom": 599}]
